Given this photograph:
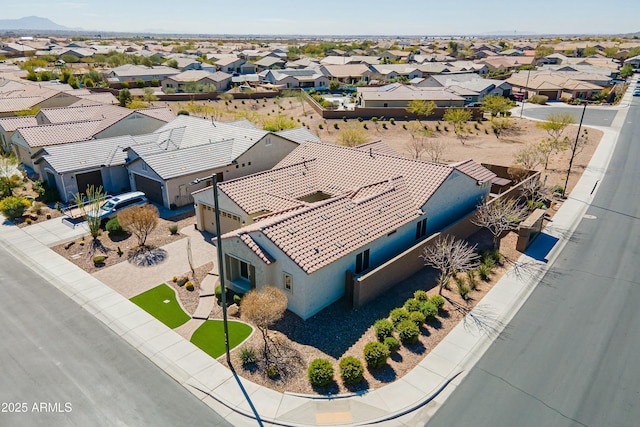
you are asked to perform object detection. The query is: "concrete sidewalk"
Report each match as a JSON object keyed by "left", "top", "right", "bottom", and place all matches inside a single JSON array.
[{"left": 0, "top": 83, "right": 632, "bottom": 426}]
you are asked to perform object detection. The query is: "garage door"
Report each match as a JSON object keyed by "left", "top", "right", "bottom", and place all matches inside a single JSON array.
[
  {"left": 538, "top": 90, "right": 559, "bottom": 101},
  {"left": 75, "top": 170, "right": 103, "bottom": 197},
  {"left": 202, "top": 205, "right": 242, "bottom": 235},
  {"left": 134, "top": 174, "right": 164, "bottom": 205}
]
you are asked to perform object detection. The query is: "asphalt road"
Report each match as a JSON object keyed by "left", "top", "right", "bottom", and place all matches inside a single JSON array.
[
  {"left": 520, "top": 103, "right": 618, "bottom": 127},
  {"left": 0, "top": 245, "right": 232, "bottom": 427},
  {"left": 425, "top": 99, "right": 640, "bottom": 426}
]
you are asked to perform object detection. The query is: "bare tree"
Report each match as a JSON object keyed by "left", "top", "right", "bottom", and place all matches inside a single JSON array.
[
  {"left": 241, "top": 286, "right": 288, "bottom": 364},
  {"left": 405, "top": 137, "right": 426, "bottom": 160},
  {"left": 425, "top": 139, "right": 446, "bottom": 163},
  {"left": 421, "top": 235, "right": 479, "bottom": 295},
  {"left": 514, "top": 144, "right": 543, "bottom": 170},
  {"left": 117, "top": 204, "right": 159, "bottom": 247},
  {"left": 490, "top": 117, "right": 513, "bottom": 140},
  {"left": 472, "top": 198, "right": 529, "bottom": 250}
]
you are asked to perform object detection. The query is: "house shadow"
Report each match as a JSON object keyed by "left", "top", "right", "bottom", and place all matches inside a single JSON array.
[{"left": 524, "top": 232, "right": 559, "bottom": 262}]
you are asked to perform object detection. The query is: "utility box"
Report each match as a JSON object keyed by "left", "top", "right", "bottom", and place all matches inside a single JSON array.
[{"left": 516, "top": 208, "right": 546, "bottom": 252}]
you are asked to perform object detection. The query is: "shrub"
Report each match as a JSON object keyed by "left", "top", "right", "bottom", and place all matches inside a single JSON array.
[
  {"left": 409, "top": 311, "right": 426, "bottom": 327},
  {"left": 420, "top": 301, "right": 439, "bottom": 320},
  {"left": 215, "top": 285, "right": 229, "bottom": 302},
  {"left": 105, "top": 217, "right": 123, "bottom": 234},
  {"left": 389, "top": 118, "right": 395, "bottom": 125},
  {"left": 318, "top": 124, "right": 323, "bottom": 130},
  {"left": 168, "top": 224, "right": 179, "bottom": 235},
  {"left": 429, "top": 294, "right": 446, "bottom": 309},
  {"left": 467, "top": 270, "right": 478, "bottom": 290},
  {"left": 477, "top": 264, "right": 491, "bottom": 281},
  {"left": 308, "top": 358, "right": 334, "bottom": 387},
  {"left": 26, "top": 218, "right": 32, "bottom": 224},
  {"left": 0, "top": 196, "right": 31, "bottom": 219},
  {"left": 390, "top": 308, "right": 410, "bottom": 326},
  {"left": 136, "top": 79, "right": 145, "bottom": 88},
  {"left": 396, "top": 320, "right": 420, "bottom": 344},
  {"left": 239, "top": 347, "right": 257, "bottom": 366},
  {"left": 482, "top": 257, "right": 496, "bottom": 270},
  {"left": 177, "top": 110, "right": 190, "bottom": 116},
  {"left": 528, "top": 95, "right": 548, "bottom": 105},
  {"left": 339, "top": 356, "right": 364, "bottom": 385},
  {"left": 404, "top": 298, "right": 422, "bottom": 313},
  {"left": 334, "top": 123, "right": 339, "bottom": 130},
  {"left": 266, "top": 365, "right": 280, "bottom": 379},
  {"left": 374, "top": 319, "right": 394, "bottom": 341},
  {"left": 185, "top": 281, "right": 195, "bottom": 291},
  {"left": 92, "top": 255, "right": 107, "bottom": 266},
  {"left": 364, "top": 341, "right": 390, "bottom": 369},
  {"left": 550, "top": 185, "right": 565, "bottom": 197},
  {"left": 384, "top": 336, "right": 399, "bottom": 352},
  {"left": 233, "top": 293, "right": 243, "bottom": 306},
  {"left": 414, "top": 290, "right": 429, "bottom": 301},
  {"left": 457, "top": 281, "right": 470, "bottom": 300},
  {"left": 171, "top": 276, "right": 178, "bottom": 282}
]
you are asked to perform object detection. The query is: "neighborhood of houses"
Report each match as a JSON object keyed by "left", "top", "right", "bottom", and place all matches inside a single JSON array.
[{"left": 1, "top": 34, "right": 638, "bottom": 322}]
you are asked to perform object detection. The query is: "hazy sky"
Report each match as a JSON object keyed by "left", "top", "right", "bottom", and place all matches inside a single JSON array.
[{"left": 4, "top": 1, "right": 639, "bottom": 35}]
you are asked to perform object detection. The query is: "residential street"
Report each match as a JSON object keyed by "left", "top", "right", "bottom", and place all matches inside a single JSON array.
[
  {"left": 425, "top": 93, "right": 640, "bottom": 425},
  {"left": 0, "top": 245, "right": 231, "bottom": 427}
]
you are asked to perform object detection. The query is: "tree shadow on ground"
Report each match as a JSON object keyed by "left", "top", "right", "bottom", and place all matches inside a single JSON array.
[
  {"left": 89, "top": 238, "right": 111, "bottom": 255},
  {"left": 404, "top": 341, "right": 426, "bottom": 355},
  {"left": 107, "top": 232, "right": 130, "bottom": 243},
  {"left": 127, "top": 246, "right": 168, "bottom": 267}
]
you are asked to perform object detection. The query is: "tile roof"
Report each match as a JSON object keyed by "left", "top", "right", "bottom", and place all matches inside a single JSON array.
[
  {"left": 109, "top": 64, "right": 181, "bottom": 78},
  {"left": 353, "top": 140, "right": 399, "bottom": 157},
  {"left": 16, "top": 120, "right": 101, "bottom": 148},
  {"left": 239, "top": 234, "right": 275, "bottom": 264},
  {"left": 358, "top": 83, "right": 465, "bottom": 102},
  {"left": 0, "top": 116, "right": 38, "bottom": 132},
  {"left": 451, "top": 159, "right": 497, "bottom": 183},
  {"left": 229, "top": 177, "right": 421, "bottom": 274}
]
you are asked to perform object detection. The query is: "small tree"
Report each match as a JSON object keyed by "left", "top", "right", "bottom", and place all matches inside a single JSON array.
[
  {"left": 443, "top": 108, "right": 472, "bottom": 144},
  {"left": 537, "top": 112, "right": 575, "bottom": 143},
  {"left": 406, "top": 100, "right": 436, "bottom": 124},
  {"left": 472, "top": 198, "right": 529, "bottom": 250},
  {"left": 73, "top": 185, "right": 106, "bottom": 239},
  {"left": 328, "top": 79, "right": 340, "bottom": 92},
  {"left": 118, "top": 88, "right": 132, "bottom": 107},
  {"left": 117, "top": 204, "right": 159, "bottom": 247},
  {"left": 490, "top": 117, "right": 513, "bottom": 140},
  {"left": 166, "top": 59, "right": 179, "bottom": 69},
  {"left": 142, "top": 87, "right": 158, "bottom": 102},
  {"left": 241, "top": 286, "right": 287, "bottom": 364},
  {"left": 514, "top": 145, "right": 543, "bottom": 170},
  {"left": 0, "top": 155, "right": 22, "bottom": 198},
  {"left": 482, "top": 95, "right": 513, "bottom": 117},
  {"left": 421, "top": 235, "right": 479, "bottom": 295}
]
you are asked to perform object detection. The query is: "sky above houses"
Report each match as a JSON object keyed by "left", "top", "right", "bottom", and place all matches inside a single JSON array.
[{"left": 5, "top": 0, "right": 639, "bottom": 36}]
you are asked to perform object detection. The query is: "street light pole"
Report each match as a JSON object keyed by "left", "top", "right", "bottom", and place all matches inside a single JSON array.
[
  {"left": 191, "top": 174, "right": 231, "bottom": 366},
  {"left": 519, "top": 68, "right": 531, "bottom": 118},
  {"left": 563, "top": 101, "right": 588, "bottom": 194}
]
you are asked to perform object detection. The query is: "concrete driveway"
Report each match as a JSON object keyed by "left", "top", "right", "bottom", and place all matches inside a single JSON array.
[{"left": 93, "top": 226, "right": 218, "bottom": 298}]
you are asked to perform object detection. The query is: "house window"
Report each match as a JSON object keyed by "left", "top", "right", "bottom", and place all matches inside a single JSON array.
[
  {"left": 239, "top": 260, "right": 249, "bottom": 280},
  {"left": 265, "top": 137, "right": 272, "bottom": 146},
  {"left": 283, "top": 273, "right": 293, "bottom": 293},
  {"left": 142, "top": 163, "right": 147, "bottom": 171},
  {"left": 355, "top": 249, "right": 370, "bottom": 274},
  {"left": 415, "top": 218, "right": 427, "bottom": 239}
]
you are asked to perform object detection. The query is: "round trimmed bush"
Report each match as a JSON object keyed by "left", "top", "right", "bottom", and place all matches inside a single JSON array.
[
  {"left": 185, "top": 281, "right": 195, "bottom": 291},
  {"left": 396, "top": 320, "right": 420, "bottom": 344},
  {"left": 414, "top": 290, "right": 429, "bottom": 301},
  {"left": 339, "top": 356, "right": 364, "bottom": 385},
  {"left": 374, "top": 319, "right": 394, "bottom": 341},
  {"left": 308, "top": 358, "right": 334, "bottom": 387},
  {"left": 92, "top": 255, "right": 106, "bottom": 266},
  {"left": 390, "top": 308, "right": 410, "bottom": 326},
  {"left": 420, "top": 301, "right": 439, "bottom": 320},
  {"left": 105, "top": 217, "right": 123, "bottom": 234},
  {"left": 364, "top": 341, "right": 390, "bottom": 369},
  {"left": 429, "top": 294, "right": 446, "bottom": 310},
  {"left": 404, "top": 298, "right": 422, "bottom": 313},
  {"left": 266, "top": 365, "right": 280, "bottom": 379},
  {"left": 384, "top": 336, "right": 399, "bottom": 352},
  {"left": 410, "top": 311, "right": 426, "bottom": 327}
]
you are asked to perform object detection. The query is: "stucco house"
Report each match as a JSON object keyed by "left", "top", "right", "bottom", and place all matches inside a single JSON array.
[
  {"left": 356, "top": 83, "right": 466, "bottom": 108},
  {"left": 260, "top": 69, "right": 329, "bottom": 89},
  {"left": 161, "top": 70, "right": 232, "bottom": 92},
  {"left": 107, "top": 64, "right": 180, "bottom": 84},
  {"left": 11, "top": 104, "right": 174, "bottom": 169},
  {"left": 124, "top": 116, "right": 318, "bottom": 209},
  {"left": 416, "top": 74, "right": 512, "bottom": 102},
  {"left": 192, "top": 141, "right": 495, "bottom": 320}
]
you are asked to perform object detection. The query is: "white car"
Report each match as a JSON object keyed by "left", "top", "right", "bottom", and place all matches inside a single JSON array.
[{"left": 87, "top": 191, "right": 148, "bottom": 223}]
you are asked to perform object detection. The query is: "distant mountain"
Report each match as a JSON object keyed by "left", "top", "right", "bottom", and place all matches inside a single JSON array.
[{"left": 0, "top": 16, "right": 70, "bottom": 31}]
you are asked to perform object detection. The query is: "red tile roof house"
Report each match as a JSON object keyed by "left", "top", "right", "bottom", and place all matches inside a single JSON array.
[{"left": 192, "top": 141, "right": 495, "bottom": 320}]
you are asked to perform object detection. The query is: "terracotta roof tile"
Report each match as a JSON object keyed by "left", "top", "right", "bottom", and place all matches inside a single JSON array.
[
  {"left": 239, "top": 234, "right": 275, "bottom": 264},
  {"left": 451, "top": 159, "right": 497, "bottom": 183}
]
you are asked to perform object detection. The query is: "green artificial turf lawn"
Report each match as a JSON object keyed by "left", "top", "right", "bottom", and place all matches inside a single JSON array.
[
  {"left": 191, "top": 320, "right": 253, "bottom": 358},
  {"left": 130, "top": 284, "right": 190, "bottom": 329}
]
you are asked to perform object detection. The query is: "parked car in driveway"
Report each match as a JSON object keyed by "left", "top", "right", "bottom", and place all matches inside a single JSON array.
[{"left": 87, "top": 191, "right": 148, "bottom": 223}]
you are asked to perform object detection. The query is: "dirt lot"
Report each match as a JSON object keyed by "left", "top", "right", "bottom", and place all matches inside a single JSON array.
[{"left": 158, "top": 96, "right": 602, "bottom": 194}]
